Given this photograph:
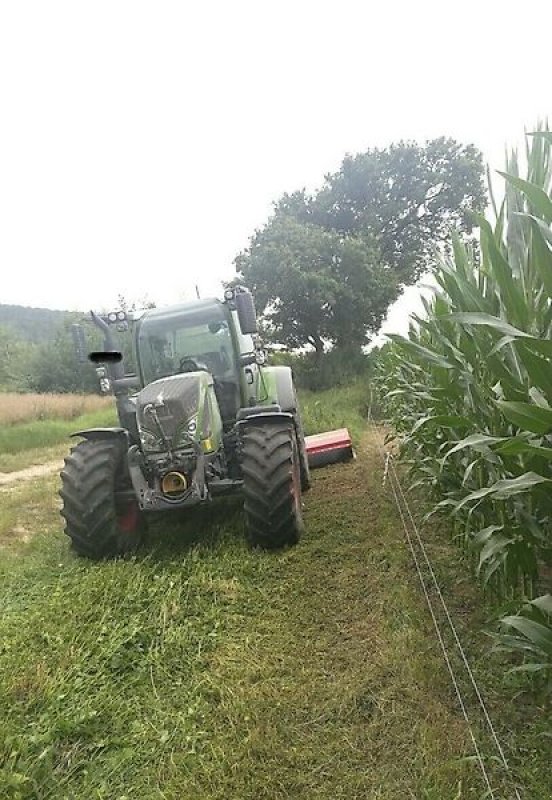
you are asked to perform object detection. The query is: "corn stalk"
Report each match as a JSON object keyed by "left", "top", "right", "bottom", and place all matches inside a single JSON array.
[{"left": 376, "top": 127, "right": 552, "bottom": 690}]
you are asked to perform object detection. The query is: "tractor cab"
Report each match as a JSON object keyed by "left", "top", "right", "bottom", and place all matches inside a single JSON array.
[{"left": 135, "top": 298, "right": 245, "bottom": 424}]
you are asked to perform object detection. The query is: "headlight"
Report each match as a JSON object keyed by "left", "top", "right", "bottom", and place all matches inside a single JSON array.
[{"left": 175, "top": 415, "right": 199, "bottom": 448}]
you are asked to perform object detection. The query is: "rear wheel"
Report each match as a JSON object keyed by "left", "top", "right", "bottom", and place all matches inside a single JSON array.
[
  {"left": 60, "top": 438, "right": 144, "bottom": 559},
  {"left": 241, "top": 421, "right": 304, "bottom": 549}
]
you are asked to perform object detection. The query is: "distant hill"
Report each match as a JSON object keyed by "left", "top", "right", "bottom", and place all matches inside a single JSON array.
[{"left": 0, "top": 304, "right": 79, "bottom": 344}]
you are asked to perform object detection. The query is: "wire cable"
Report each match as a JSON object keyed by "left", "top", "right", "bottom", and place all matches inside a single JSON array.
[
  {"left": 366, "top": 417, "right": 523, "bottom": 799},
  {"left": 388, "top": 455, "right": 522, "bottom": 800},
  {"left": 385, "top": 449, "right": 496, "bottom": 798}
]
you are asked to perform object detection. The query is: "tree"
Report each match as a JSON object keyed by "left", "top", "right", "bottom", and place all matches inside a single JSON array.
[
  {"left": 235, "top": 214, "right": 396, "bottom": 356},
  {"left": 0, "top": 325, "right": 35, "bottom": 389},
  {"left": 235, "top": 137, "right": 486, "bottom": 353},
  {"left": 25, "top": 323, "right": 100, "bottom": 393}
]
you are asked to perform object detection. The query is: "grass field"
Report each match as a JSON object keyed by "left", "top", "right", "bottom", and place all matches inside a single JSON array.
[
  {"left": 0, "top": 393, "right": 112, "bottom": 426},
  {"left": 0, "top": 402, "right": 116, "bottom": 473},
  {"left": 0, "top": 385, "right": 365, "bottom": 474},
  {"left": 0, "top": 385, "right": 549, "bottom": 799}
]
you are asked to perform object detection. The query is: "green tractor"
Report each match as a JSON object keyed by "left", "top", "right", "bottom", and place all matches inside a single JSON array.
[{"left": 61, "top": 287, "right": 310, "bottom": 558}]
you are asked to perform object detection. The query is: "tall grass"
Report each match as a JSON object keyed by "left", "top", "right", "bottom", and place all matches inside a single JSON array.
[
  {"left": 0, "top": 393, "right": 111, "bottom": 426},
  {"left": 376, "top": 127, "right": 552, "bottom": 690},
  {"left": 0, "top": 408, "right": 117, "bottom": 459},
  {"left": 299, "top": 381, "right": 368, "bottom": 446}
]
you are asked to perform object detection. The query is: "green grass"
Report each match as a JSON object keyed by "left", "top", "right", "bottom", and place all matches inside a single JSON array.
[
  {"left": 0, "top": 389, "right": 549, "bottom": 799},
  {"left": 0, "top": 407, "right": 117, "bottom": 471},
  {"left": 0, "top": 444, "right": 69, "bottom": 474},
  {"left": 299, "top": 381, "right": 368, "bottom": 446},
  {"left": 0, "top": 384, "right": 364, "bottom": 473}
]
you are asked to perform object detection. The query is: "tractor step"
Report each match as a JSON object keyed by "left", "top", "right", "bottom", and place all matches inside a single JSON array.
[{"left": 305, "top": 428, "right": 354, "bottom": 469}]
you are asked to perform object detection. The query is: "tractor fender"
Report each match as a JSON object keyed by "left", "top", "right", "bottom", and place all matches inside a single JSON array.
[
  {"left": 70, "top": 427, "right": 129, "bottom": 443},
  {"left": 236, "top": 404, "right": 281, "bottom": 421},
  {"left": 236, "top": 411, "right": 293, "bottom": 429},
  {"left": 263, "top": 365, "right": 296, "bottom": 412}
]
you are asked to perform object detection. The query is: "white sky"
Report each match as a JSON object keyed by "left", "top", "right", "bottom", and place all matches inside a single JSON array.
[{"left": 1, "top": 0, "right": 550, "bottom": 337}]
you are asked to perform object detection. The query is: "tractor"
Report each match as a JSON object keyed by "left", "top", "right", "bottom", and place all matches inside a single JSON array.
[{"left": 60, "top": 287, "right": 312, "bottom": 558}]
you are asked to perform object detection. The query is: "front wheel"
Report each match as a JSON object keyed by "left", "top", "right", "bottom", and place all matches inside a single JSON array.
[
  {"left": 241, "top": 420, "right": 304, "bottom": 549},
  {"left": 60, "top": 438, "right": 144, "bottom": 559}
]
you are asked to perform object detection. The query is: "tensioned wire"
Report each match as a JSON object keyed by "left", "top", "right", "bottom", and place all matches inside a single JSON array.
[
  {"left": 367, "top": 416, "right": 523, "bottom": 800},
  {"left": 388, "top": 457, "right": 523, "bottom": 799},
  {"left": 386, "top": 454, "right": 495, "bottom": 798}
]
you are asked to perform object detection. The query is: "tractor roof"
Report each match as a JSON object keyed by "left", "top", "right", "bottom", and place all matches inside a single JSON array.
[{"left": 142, "top": 297, "right": 222, "bottom": 321}]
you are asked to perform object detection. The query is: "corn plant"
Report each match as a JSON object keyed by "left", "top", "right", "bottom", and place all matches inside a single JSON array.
[{"left": 376, "top": 127, "right": 552, "bottom": 687}]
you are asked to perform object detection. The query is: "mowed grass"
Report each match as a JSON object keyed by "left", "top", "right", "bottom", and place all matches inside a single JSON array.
[
  {"left": 0, "top": 441, "right": 469, "bottom": 800},
  {"left": 0, "top": 388, "right": 549, "bottom": 798}
]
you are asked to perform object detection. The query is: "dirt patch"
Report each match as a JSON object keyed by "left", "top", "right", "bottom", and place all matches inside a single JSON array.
[{"left": 0, "top": 460, "right": 62, "bottom": 488}]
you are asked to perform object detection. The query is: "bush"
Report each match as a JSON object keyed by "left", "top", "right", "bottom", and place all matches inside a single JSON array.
[{"left": 270, "top": 348, "right": 372, "bottom": 391}]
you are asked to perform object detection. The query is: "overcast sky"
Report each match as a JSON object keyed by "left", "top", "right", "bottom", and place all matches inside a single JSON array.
[{"left": 1, "top": 1, "right": 550, "bottom": 337}]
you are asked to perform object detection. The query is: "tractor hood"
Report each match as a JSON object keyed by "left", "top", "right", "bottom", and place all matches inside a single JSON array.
[{"left": 137, "top": 372, "right": 216, "bottom": 453}]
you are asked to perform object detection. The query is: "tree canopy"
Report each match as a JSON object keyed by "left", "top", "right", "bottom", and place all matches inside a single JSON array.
[{"left": 235, "top": 137, "right": 486, "bottom": 353}]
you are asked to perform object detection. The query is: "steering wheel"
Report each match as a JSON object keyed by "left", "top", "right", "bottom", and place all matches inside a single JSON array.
[{"left": 179, "top": 356, "right": 209, "bottom": 373}]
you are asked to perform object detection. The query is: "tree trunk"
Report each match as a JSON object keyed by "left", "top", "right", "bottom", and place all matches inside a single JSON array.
[{"left": 310, "top": 335, "right": 324, "bottom": 365}]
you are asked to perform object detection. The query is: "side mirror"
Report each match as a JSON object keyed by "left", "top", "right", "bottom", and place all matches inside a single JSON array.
[{"left": 235, "top": 290, "right": 257, "bottom": 335}]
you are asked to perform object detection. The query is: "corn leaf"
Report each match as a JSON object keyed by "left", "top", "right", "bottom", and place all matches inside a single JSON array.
[
  {"left": 497, "top": 400, "right": 552, "bottom": 433},
  {"left": 494, "top": 439, "right": 552, "bottom": 461},
  {"left": 528, "top": 131, "right": 552, "bottom": 145},
  {"left": 441, "top": 433, "right": 506, "bottom": 462},
  {"left": 516, "top": 343, "right": 552, "bottom": 401},
  {"left": 410, "top": 415, "right": 471, "bottom": 435},
  {"left": 499, "top": 617, "right": 552, "bottom": 656},
  {"left": 498, "top": 172, "right": 552, "bottom": 223},
  {"left": 455, "top": 472, "right": 550, "bottom": 510},
  {"left": 528, "top": 219, "right": 552, "bottom": 298},
  {"left": 387, "top": 335, "right": 455, "bottom": 369},
  {"left": 529, "top": 595, "right": 552, "bottom": 616}
]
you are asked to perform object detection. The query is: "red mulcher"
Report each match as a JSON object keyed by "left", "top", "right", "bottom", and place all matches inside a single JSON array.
[{"left": 305, "top": 428, "right": 355, "bottom": 469}]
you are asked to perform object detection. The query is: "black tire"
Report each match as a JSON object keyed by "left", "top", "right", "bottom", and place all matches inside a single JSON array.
[
  {"left": 241, "top": 421, "right": 304, "bottom": 549},
  {"left": 294, "top": 404, "right": 312, "bottom": 492},
  {"left": 59, "top": 438, "right": 144, "bottom": 559}
]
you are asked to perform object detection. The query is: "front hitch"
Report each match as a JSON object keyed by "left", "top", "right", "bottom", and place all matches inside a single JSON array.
[{"left": 127, "top": 446, "right": 208, "bottom": 511}]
